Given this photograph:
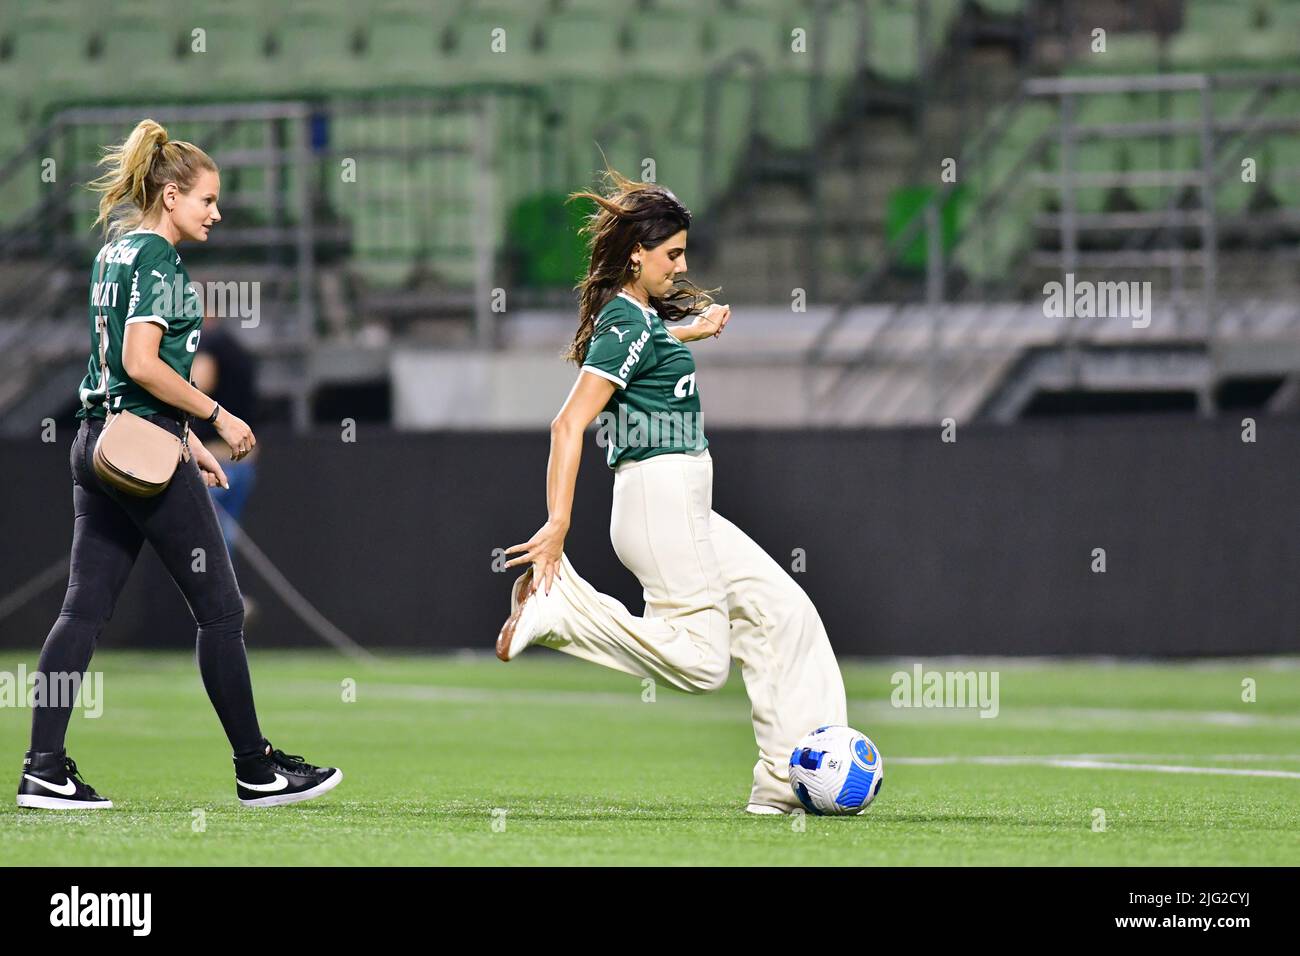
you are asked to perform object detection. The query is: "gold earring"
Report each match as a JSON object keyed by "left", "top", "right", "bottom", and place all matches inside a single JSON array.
[{"left": 631, "top": 261, "right": 641, "bottom": 276}]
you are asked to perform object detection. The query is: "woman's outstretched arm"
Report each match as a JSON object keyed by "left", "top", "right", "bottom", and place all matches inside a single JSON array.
[{"left": 503, "top": 370, "right": 615, "bottom": 595}]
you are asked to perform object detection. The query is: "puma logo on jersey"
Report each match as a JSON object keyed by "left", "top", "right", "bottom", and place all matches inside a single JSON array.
[
  {"left": 619, "top": 329, "right": 651, "bottom": 380},
  {"left": 610, "top": 326, "right": 628, "bottom": 343}
]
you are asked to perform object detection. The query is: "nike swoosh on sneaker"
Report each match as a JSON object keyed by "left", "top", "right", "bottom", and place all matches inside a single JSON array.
[
  {"left": 236, "top": 773, "right": 289, "bottom": 792},
  {"left": 23, "top": 774, "right": 77, "bottom": 796}
]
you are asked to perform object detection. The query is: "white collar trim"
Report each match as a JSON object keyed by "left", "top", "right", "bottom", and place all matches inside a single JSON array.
[{"left": 617, "top": 291, "right": 656, "bottom": 322}]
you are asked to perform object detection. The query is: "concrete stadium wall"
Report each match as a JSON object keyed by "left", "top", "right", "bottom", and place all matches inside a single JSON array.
[{"left": 1, "top": 416, "right": 1295, "bottom": 657}]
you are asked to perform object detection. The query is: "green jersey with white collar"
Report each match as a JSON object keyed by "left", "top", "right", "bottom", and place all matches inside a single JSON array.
[
  {"left": 76, "top": 230, "right": 203, "bottom": 421},
  {"left": 581, "top": 290, "right": 708, "bottom": 468}
]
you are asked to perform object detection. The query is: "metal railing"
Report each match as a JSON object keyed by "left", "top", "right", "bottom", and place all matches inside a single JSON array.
[
  {"left": 0, "top": 91, "right": 545, "bottom": 430},
  {"left": 805, "top": 69, "right": 1300, "bottom": 420}
]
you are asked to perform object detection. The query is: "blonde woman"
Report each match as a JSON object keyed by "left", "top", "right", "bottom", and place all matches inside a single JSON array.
[{"left": 17, "top": 120, "right": 341, "bottom": 810}]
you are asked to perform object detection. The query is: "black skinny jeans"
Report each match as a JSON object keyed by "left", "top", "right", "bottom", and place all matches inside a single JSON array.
[{"left": 29, "top": 413, "right": 264, "bottom": 758}]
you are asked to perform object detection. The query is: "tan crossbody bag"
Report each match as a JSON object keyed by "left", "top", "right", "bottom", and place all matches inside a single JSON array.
[{"left": 89, "top": 250, "right": 190, "bottom": 497}]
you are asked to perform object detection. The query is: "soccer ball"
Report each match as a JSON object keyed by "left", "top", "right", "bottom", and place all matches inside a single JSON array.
[{"left": 788, "top": 725, "right": 883, "bottom": 815}]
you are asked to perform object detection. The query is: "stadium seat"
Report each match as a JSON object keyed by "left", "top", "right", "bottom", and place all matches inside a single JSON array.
[
  {"left": 707, "top": 7, "right": 781, "bottom": 64},
  {"left": 819, "top": 1, "right": 870, "bottom": 81},
  {"left": 442, "top": 6, "right": 543, "bottom": 83},
  {"left": 1066, "top": 96, "right": 1128, "bottom": 214},
  {"left": 541, "top": 11, "right": 628, "bottom": 79},
  {"left": 886, "top": 184, "right": 965, "bottom": 270},
  {"left": 0, "top": 97, "right": 37, "bottom": 228},
  {"left": 865, "top": 0, "right": 920, "bottom": 82},
  {"left": 1089, "top": 32, "right": 1165, "bottom": 73},
  {"left": 624, "top": 12, "right": 706, "bottom": 76},
  {"left": 97, "top": 19, "right": 187, "bottom": 93},
  {"left": 756, "top": 72, "right": 817, "bottom": 151},
  {"left": 1182, "top": 0, "right": 1261, "bottom": 33},
  {"left": 178, "top": 15, "right": 278, "bottom": 98},
  {"left": 505, "top": 191, "right": 589, "bottom": 288},
  {"left": 1270, "top": 133, "right": 1300, "bottom": 207},
  {"left": 364, "top": 11, "right": 444, "bottom": 86},
  {"left": 273, "top": 7, "right": 366, "bottom": 92},
  {"left": 5, "top": 17, "right": 96, "bottom": 103}
]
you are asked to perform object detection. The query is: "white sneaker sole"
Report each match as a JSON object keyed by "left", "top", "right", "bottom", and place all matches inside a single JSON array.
[
  {"left": 239, "top": 768, "right": 343, "bottom": 807},
  {"left": 17, "top": 794, "right": 113, "bottom": 810},
  {"left": 745, "top": 803, "right": 790, "bottom": 815}
]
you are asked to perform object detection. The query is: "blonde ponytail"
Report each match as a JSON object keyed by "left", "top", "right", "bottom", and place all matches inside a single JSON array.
[{"left": 88, "top": 119, "right": 217, "bottom": 239}]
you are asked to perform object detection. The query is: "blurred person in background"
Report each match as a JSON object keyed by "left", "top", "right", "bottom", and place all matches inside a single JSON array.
[{"left": 189, "top": 309, "right": 260, "bottom": 627}]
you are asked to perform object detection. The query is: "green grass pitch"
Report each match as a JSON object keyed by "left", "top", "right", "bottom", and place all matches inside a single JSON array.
[{"left": 2, "top": 651, "right": 1298, "bottom": 865}]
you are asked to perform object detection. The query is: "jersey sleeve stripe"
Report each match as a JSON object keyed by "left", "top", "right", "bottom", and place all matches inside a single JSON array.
[
  {"left": 124, "top": 315, "right": 169, "bottom": 329},
  {"left": 580, "top": 365, "right": 627, "bottom": 390}
]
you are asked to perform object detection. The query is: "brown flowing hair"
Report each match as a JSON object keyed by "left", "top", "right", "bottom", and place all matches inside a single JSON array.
[
  {"left": 87, "top": 118, "right": 217, "bottom": 240},
  {"left": 564, "top": 168, "right": 716, "bottom": 365}
]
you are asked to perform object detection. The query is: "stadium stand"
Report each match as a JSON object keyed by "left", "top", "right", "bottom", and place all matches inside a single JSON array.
[{"left": 0, "top": 0, "right": 1296, "bottom": 431}]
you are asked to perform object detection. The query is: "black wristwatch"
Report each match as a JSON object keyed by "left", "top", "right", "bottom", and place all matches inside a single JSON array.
[{"left": 206, "top": 402, "right": 221, "bottom": 424}]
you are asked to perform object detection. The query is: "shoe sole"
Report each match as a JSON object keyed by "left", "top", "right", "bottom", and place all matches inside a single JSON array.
[
  {"left": 239, "top": 768, "right": 343, "bottom": 807},
  {"left": 17, "top": 794, "right": 113, "bottom": 810},
  {"left": 496, "top": 567, "right": 535, "bottom": 662}
]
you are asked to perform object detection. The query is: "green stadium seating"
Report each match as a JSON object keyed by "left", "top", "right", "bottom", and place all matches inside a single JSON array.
[
  {"left": 865, "top": 0, "right": 920, "bottom": 82},
  {"left": 1089, "top": 32, "right": 1165, "bottom": 73},
  {"left": 6, "top": 18, "right": 96, "bottom": 104},
  {"left": 505, "top": 191, "right": 589, "bottom": 288},
  {"left": 1183, "top": 0, "right": 1260, "bottom": 34},
  {"left": 756, "top": 72, "right": 816, "bottom": 150},
  {"left": 175, "top": 14, "right": 279, "bottom": 98},
  {"left": 541, "top": 11, "right": 628, "bottom": 79},
  {"left": 624, "top": 12, "right": 706, "bottom": 75},
  {"left": 0, "top": 96, "right": 37, "bottom": 228},
  {"left": 98, "top": 18, "right": 186, "bottom": 93},
  {"left": 364, "top": 11, "right": 444, "bottom": 86},
  {"left": 708, "top": 7, "right": 781, "bottom": 63},
  {"left": 273, "top": 7, "right": 366, "bottom": 92},
  {"left": 443, "top": 6, "right": 543, "bottom": 83},
  {"left": 886, "top": 184, "right": 965, "bottom": 271}
]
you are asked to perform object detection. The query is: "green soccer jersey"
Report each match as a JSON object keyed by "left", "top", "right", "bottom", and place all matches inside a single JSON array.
[
  {"left": 76, "top": 230, "right": 203, "bottom": 421},
  {"left": 581, "top": 291, "right": 708, "bottom": 468}
]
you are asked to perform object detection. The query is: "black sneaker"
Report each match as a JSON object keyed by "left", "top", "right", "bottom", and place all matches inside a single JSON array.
[
  {"left": 234, "top": 741, "right": 342, "bottom": 807},
  {"left": 16, "top": 750, "right": 112, "bottom": 810}
]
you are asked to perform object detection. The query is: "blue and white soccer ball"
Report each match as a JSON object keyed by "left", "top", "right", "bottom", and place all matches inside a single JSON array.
[{"left": 788, "top": 725, "right": 883, "bottom": 816}]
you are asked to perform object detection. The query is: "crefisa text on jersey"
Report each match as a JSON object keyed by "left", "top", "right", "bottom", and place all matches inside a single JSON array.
[{"left": 49, "top": 886, "right": 151, "bottom": 937}]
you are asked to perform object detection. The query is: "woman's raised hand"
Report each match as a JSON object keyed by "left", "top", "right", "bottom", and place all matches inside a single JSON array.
[{"left": 693, "top": 303, "right": 731, "bottom": 340}]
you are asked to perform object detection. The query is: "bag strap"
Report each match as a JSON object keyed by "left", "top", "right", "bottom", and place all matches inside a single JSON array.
[{"left": 93, "top": 245, "right": 114, "bottom": 424}]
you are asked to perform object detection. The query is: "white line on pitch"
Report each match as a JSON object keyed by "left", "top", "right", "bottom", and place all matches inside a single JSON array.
[
  {"left": 266, "top": 679, "right": 1300, "bottom": 729},
  {"left": 891, "top": 755, "right": 1300, "bottom": 779}
]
